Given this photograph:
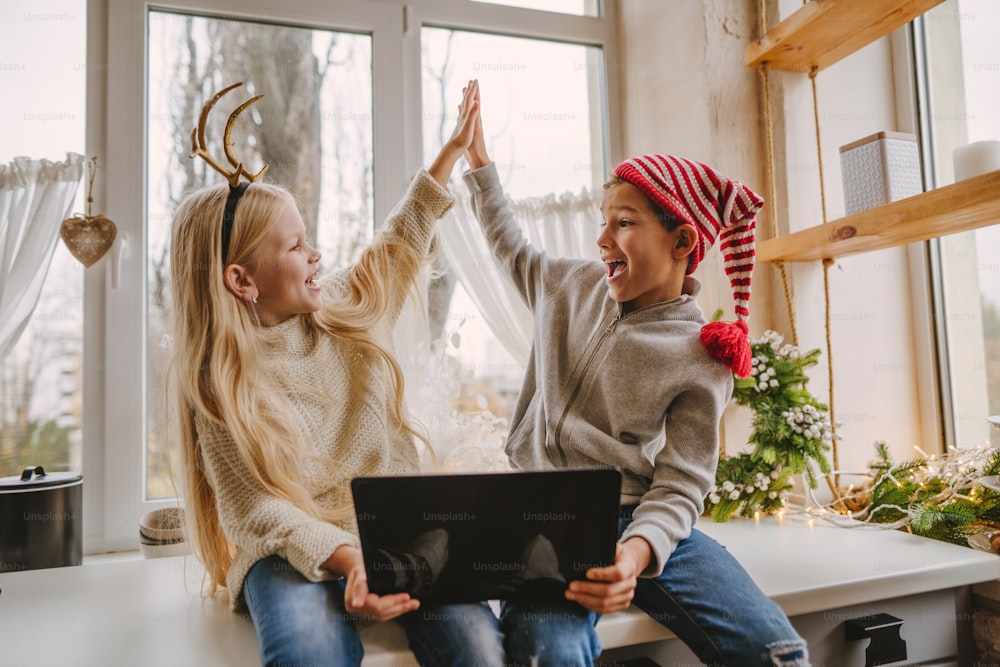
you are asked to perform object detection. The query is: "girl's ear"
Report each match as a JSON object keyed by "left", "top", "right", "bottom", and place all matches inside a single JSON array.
[
  {"left": 673, "top": 224, "right": 698, "bottom": 260},
  {"left": 222, "top": 263, "right": 257, "bottom": 303}
]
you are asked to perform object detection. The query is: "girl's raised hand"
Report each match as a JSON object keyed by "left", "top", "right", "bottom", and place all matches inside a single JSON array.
[
  {"left": 448, "top": 79, "right": 480, "bottom": 155},
  {"left": 428, "top": 79, "right": 481, "bottom": 186}
]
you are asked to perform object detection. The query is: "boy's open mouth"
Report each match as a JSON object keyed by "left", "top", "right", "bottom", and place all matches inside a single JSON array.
[{"left": 606, "top": 260, "right": 627, "bottom": 279}]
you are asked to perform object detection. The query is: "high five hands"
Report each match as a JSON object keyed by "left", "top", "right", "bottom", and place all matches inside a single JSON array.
[{"left": 428, "top": 80, "right": 482, "bottom": 186}]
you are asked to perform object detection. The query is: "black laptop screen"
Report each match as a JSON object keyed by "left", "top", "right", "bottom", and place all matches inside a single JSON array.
[{"left": 351, "top": 468, "right": 621, "bottom": 603}]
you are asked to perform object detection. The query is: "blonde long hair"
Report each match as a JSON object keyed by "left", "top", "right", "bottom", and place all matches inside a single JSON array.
[{"left": 169, "top": 182, "right": 429, "bottom": 593}]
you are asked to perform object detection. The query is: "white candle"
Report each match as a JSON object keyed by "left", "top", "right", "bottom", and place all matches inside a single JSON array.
[{"left": 953, "top": 140, "right": 1000, "bottom": 181}]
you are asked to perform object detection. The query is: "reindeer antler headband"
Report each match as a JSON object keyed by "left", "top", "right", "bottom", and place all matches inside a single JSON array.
[{"left": 189, "top": 82, "right": 269, "bottom": 262}]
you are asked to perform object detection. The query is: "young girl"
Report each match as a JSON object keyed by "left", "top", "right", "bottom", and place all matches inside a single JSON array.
[
  {"left": 459, "top": 81, "right": 810, "bottom": 666},
  {"left": 170, "top": 82, "right": 505, "bottom": 667}
]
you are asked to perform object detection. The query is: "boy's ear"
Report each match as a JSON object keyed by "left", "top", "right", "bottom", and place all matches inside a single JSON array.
[
  {"left": 222, "top": 263, "right": 257, "bottom": 303},
  {"left": 673, "top": 224, "right": 698, "bottom": 259}
]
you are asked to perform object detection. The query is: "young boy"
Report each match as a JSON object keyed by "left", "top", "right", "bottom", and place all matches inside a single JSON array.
[{"left": 459, "top": 80, "right": 809, "bottom": 666}]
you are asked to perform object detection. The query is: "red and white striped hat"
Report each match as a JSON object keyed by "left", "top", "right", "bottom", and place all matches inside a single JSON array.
[{"left": 613, "top": 154, "right": 764, "bottom": 378}]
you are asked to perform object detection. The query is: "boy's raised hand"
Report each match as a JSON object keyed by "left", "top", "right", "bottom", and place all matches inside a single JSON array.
[
  {"left": 428, "top": 80, "right": 481, "bottom": 186},
  {"left": 461, "top": 79, "right": 490, "bottom": 170}
]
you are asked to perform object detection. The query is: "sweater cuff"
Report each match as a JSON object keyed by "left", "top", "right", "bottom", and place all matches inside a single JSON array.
[
  {"left": 382, "top": 169, "right": 454, "bottom": 252},
  {"left": 281, "top": 521, "right": 360, "bottom": 582},
  {"left": 410, "top": 168, "right": 455, "bottom": 219},
  {"left": 461, "top": 162, "right": 499, "bottom": 194},
  {"left": 620, "top": 522, "right": 676, "bottom": 578}
]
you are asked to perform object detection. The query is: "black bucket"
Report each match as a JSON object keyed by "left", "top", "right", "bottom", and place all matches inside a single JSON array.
[{"left": 0, "top": 466, "right": 83, "bottom": 572}]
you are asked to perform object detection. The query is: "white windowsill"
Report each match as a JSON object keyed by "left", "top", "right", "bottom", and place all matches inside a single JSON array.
[{"left": 6, "top": 516, "right": 998, "bottom": 666}]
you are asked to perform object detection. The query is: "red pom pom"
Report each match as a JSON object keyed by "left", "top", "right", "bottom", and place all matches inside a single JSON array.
[{"left": 700, "top": 320, "right": 752, "bottom": 378}]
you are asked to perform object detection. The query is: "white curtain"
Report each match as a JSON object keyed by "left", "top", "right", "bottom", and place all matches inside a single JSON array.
[
  {"left": 439, "top": 184, "right": 603, "bottom": 366},
  {"left": 0, "top": 153, "right": 86, "bottom": 361},
  {"left": 396, "top": 181, "right": 602, "bottom": 471}
]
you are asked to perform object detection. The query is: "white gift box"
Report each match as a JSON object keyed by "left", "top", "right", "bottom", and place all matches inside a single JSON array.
[{"left": 839, "top": 131, "right": 922, "bottom": 215}]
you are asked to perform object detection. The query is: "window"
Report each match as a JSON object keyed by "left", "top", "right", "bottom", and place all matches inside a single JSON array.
[
  {"left": 97, "top": 0, "right": 618, "bottom": 549},
  {"left": 420, "top": 26, "right": 607, "bottom": 420},
  {"left": 0, "top": 0, "right": 86, "bottom": 479},
  {"left": 914, "top": 0, "right": 1000, "bottom": 449},
  {"left": 99, "top": 0, "right": 402, "bottom": 549}
]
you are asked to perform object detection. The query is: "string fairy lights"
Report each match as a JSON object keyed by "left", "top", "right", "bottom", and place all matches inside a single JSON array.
[{"left": 786, "top": 442, "right": 1000, "bottom": 551}]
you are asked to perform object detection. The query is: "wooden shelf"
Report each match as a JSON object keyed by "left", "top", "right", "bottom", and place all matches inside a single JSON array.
[
  {"left": 756, "top": 169, "right": 1000, "bottom": 263},
  {"left": 745, "top": 0, "right": 945, "bottom": 73}
]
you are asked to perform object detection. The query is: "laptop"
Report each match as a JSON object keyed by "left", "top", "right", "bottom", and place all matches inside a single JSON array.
[{"left": 351, "top": 468, "right": 622, "bottom": 603}]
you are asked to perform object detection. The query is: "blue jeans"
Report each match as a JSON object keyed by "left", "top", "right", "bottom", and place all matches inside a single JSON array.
[
  {"left": 500, "top": 521, "right": 810, "bottom": 667},
  {"left": 243, "top": 555, "right": 505, "bottom": 667}
]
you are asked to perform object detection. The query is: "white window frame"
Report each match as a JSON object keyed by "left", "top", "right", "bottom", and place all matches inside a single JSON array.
[
  {"left": 901, "top": 8, "right": 995, "bottom": 454},
  {"left": 882, "top": 4, "right": 1000, "bottom": 455},
  {"left": 883, "top": 24, "right": 948, "bottom": 455},
  {"left": 85, "top": 0, "right": 620, "bottom": 552}
]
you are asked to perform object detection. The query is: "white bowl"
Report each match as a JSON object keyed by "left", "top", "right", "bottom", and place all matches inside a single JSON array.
[{"left": 139, "top": 507, "right": 186, "bottom": 543}]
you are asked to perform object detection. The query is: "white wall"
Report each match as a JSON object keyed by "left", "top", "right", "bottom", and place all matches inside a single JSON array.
[{"left": 781, "top": 38, "right": 925, "bottom": 474}]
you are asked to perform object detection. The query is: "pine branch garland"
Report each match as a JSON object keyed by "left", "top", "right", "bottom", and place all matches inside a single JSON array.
[
  {"left": 706, "top": 331, "right": 833, "bottom": 521},
  {"left": 708, "top": 333, "right": 1000, "bottom": 551},
  {"left": 845, "top": 442, "right": 1000, "bottom": 549}
]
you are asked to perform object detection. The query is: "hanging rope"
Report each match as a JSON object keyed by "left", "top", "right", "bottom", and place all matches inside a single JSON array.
[
  {"left": 809, "top": 67, "right": 829, "bottom": 224},
  {"left": 756, "top": 0, "right": 799, "bottom": 348},
  {"left": 823, "top": 257, "right": 840, "bottom": 486},
  {"left": 809, "top": 65, "right": 842, "bottom": 498},
  {"left": 755, "top": 0, "right": 840, "bottom": 498},
  {"left": 761, "top": 63, "right": 800, "bottom": 348}
]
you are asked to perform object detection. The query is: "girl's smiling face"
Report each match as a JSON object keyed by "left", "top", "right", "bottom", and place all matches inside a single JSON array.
[
  {"left": 245, "top": 199, "right": 322, "bottom": 326},
  {"left": 598, "top": 181, "right": 694, "bottom": 315}
]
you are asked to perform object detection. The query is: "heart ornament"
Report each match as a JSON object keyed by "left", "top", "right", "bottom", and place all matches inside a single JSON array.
[{"left": 60, "top": 213, "right": 117, "bottom": 267}]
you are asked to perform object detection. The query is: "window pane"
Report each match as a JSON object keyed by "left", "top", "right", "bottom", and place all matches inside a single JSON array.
[
  {"left": 421, "top": 27, "right": 605, "bottom": 420},
  {"left": 0, "top": 0, "right": 86, "bottom": 477},
  {"left": 146, "top": 11, "right": 373, "bottom": 498},
  {"left": 470, "top": 0, "right": 599, "bottom": 17},
  {"left": 924, "top": 0, "right": 1000, "bottom": 447}
]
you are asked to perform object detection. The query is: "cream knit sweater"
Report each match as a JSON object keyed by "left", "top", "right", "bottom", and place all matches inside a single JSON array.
[{"left": 195, "top": 170, "right": 454, "bottom": 608}]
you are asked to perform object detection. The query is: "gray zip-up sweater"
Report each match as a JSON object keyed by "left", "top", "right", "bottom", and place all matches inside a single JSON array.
[{"left": 462, "top": 163, "right": 733, "bottom": 575}]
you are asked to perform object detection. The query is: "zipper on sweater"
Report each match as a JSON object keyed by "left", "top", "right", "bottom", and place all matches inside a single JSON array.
[{"left": 551, "top": 311, "right": 621, "bottom": 464}]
